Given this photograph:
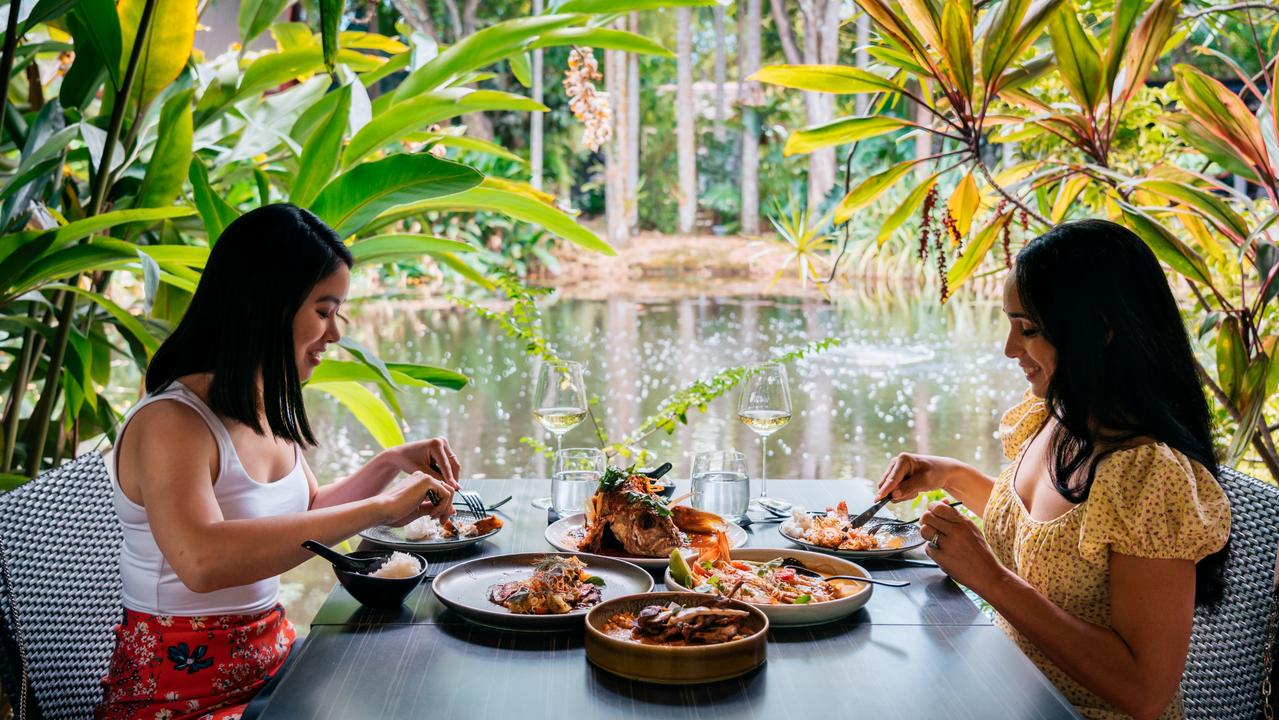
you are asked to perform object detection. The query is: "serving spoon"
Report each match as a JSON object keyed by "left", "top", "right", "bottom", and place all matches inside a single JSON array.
[
  {"left": 781, "top": 557, "right": 910, "bottom": 588},
  {"left": 302, "top": 540, "right": 386, "bottom": 575}
]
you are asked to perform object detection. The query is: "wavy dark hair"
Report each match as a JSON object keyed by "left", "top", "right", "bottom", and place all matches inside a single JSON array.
[
  {"left": 145, "top": 204, "right": 352, "bottom": 447},
  {"left": 1015, "top": 218, "right": 1225, "bottom": 603}
]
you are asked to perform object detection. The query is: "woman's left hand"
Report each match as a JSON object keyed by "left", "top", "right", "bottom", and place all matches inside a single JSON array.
[
  {"left": 385, "top": 437, "right": 462, "bottom": 491},
  {"left": 919, "top": 501, "right": 1006, "bottom": 594}
]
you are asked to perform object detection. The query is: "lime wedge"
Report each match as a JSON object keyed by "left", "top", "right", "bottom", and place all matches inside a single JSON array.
[{"left": 669, "top": 549, "right": 695, "bottom": 588}]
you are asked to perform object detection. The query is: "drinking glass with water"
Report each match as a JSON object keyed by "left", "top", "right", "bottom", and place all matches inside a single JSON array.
[
  {"left": 690, "top": 450, "right": 749, "bottom": 523},
  {"left": 552, "top": 448, "right": 606, "bottom": 516}
]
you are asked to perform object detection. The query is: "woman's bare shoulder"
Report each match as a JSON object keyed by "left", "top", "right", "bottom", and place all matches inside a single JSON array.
[{"left": 120, "top": 398, "right": 218, "bottom": 464}]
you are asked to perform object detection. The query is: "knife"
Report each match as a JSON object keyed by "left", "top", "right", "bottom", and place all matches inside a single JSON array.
[{"left": 848, "top": 497, "right": 891, "bottom": 529}]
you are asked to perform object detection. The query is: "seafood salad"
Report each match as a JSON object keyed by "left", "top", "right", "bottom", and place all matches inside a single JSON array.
[
  {"left": 404, "top": 514, "right": 502, "bottom": 541},
  {"left": 601, "top": 597, "right": 752, "bottom": 646},
  {"left": 578, "top": 465, "right": 724, "bottom": 557},
  {"left": 670, "top": 531, "right": 847, "bottom": 605},
  {"left": 781, "top": 501, "right": 879, "bottom": 551},
  {"left": 487, "top": 556, "right": 605, "bottom": 615}
]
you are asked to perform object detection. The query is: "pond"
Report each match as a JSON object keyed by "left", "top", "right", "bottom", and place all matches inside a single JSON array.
[{"left": 282, "top": 286, "right": 1029, "bottom": 632}]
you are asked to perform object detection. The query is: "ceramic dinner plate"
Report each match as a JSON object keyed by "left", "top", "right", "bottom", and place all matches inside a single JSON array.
[
  {"left": 431, "top": 552, "right": 653, "bottom": 631},
  {"left": 360, "top": 510, "right": 501, "bottom": 553},
  {"left": 544, "top": 513, "right": 749, "bottom": 570},
  {"left": 779, "top": 518, "right": 926, "bottom": 558}
]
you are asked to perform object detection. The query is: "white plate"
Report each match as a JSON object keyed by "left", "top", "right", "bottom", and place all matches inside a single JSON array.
[
  {"left": 663, "top": 547, "right": 873, "bottom": 627},
  {"left": 544, "top": 513, "right": 748, "bottom": 570},
  {"left": 778, "top": 520, "right": 925, "bottom": 559},
  {"left": 360, "top": 510, "right": 501, "bottom": 552}
]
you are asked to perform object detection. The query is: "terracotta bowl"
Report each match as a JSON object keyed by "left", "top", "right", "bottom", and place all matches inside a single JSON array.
[{"left": 584, "top": 592, "right": 769, "bottom": 685}]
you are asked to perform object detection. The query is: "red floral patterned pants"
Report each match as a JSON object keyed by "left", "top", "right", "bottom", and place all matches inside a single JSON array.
[{"left": 96, "top": 605, "right": 295, "bottom": 720}]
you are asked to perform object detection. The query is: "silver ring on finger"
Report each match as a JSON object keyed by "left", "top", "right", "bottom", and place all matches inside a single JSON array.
[{"left": 928, "top": 533, "right": 941, "bottom": 550}]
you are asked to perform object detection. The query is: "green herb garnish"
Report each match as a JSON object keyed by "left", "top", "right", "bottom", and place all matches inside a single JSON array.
[
  {"left": 792, "top": 594, "right": 812, "bottom": 604},
  {"left": 623, "top": 491, "right": 672, "bottom": 517},
  {"left": 583, "top": 575, "right": 606, "bottom": 587}
]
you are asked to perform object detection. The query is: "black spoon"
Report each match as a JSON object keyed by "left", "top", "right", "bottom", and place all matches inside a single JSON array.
[
  {"left": 302, "top": 540, "right": 384, "bottom": 575},
  {"left": 781, "top": 557, "right": 911, "bottom": 588},
  {"left": 640, "top": 462, "right": 674, "bottom": 480}
]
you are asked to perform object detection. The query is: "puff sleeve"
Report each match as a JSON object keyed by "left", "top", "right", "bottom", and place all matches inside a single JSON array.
[
  {"left": 998, "top": 389, "right": 1049, "bottom": 461},
  {"left": 1077, "top": 443, "right": 1230, "bottom": 566}
]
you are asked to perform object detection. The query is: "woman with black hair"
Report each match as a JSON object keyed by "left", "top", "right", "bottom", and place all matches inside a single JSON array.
[
  {"left": 97, "top": 204, "right": 459, "bottom": 719},
  {"left": 877, "top": 219, "right": 1231, "bottom": 720}
]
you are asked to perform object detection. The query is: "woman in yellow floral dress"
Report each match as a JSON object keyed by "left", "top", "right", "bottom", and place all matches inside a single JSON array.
[{"left": 877, "top": 219, "right": 1231, "bottom": 720}]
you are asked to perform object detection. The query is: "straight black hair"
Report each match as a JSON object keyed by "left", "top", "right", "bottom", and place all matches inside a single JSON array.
[
  {"left": 146, "top": 203, "right": 353, "bottom": 447},
  {"left": 1014, "top": 218, "right": 1225, "bottom": 603}
]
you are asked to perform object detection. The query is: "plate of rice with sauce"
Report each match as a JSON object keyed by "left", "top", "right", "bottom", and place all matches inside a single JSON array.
[{"left": 360, "top": 510, "right": 503, "bottom": 552}]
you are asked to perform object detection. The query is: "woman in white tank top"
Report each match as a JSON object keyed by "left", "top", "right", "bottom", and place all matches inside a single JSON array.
[{"left": 98, "top": 205, "right": 460, "bottom": 720}]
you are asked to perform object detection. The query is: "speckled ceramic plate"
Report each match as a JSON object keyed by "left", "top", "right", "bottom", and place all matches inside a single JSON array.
[
  {"left": 544, "top": 513, "right": 748, "bottom": 570},
  {"left": 779, "top": 518, "right": 925, "bottom": 558},
  {"left": 360, "top": 510, "right": 501, "bottom": 552}
]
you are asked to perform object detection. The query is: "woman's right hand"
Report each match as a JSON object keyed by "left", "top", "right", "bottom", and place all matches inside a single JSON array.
[
  {"left": 876, "top": 452, "right": 963, "bottom": 502},
  {"left": 379, "top": 471, "right": 455, "bottom": 526}
]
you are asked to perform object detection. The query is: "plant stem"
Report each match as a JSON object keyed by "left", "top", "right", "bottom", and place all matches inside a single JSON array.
[
  {"left": 0, "top": 307, "right": 38, "bottom": 472},
  {"left": 22, "top": 0, "right": 158, "bottom": 476},
  {"left": 1185, "top": 2, "right": 1279, "bottom": 18},
  {"left": 0, "top": 0, "right": 23, "bottom": 144},
  {"left": 974, "top": 158, "right": 1052, "bottom": 228}
]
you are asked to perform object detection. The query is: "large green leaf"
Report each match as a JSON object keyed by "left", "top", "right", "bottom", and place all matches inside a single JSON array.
[
  {"left": 46, "top": 283, "right": 161, "bottom": 356},
  {"left": 291, "top": 84, "right": 352, "bottom": 207},
  {"left": 939, "top": 0, "right": 974, "bottom": 102},
  {"left": 527, "top": 28, "right": 673, "bottom": 57},
  {"left": 749, "top": 65, "right": 907, "bottom": 95},
  {"left": 188, "top": 161, "right": 240, "bottom": 242},
  {"left": 1161, "top": 115, "right": 1259, "bottom": 182},
  {"left": 344, "top": 89, "right": 546, "bottom": 168},
  {"left": 319, "top": 0, "right": 342, "bottom": 74},
  {"left": 1217, "top": 316, "right": 1246, "bottom": 400},
  {"left": 66, "top": 0, "right": 121, "bottom": 90},
  {"left": 10, "top": 243, "right": 139, "bottom": 295},
  {"left": 350, "top": 234, "right": 476, "bottom": 265},
  {"left": 1120, "top": 204, "right": 1212, "bottom": 285},
  {"left": 117, "top": 0, "right": 195, "bottom": 110},
  {"left": 385, "top": 362, "right": 468, "bottom": 390},
  {"left": 130, "top": 88, "right": 194, "bottom": 235},
  {"left": 372, "top": 184, "right": 616, "bottom": 255},
  {"left": 19, "top": 0, "right": 80, "bottom": 33},
  {"left": 1047, "top": 1, "right": 1102, "bottom": 112},
  {"left": 1102, "top": 0, "right": 1141, "bottom": 90},
  {"left": 306, "top": 381, "right": 405, "bottom": 448},
  {"left": 835, "top": 162, "right": 916, "bottom": 224},
  {"left": 431, "top": 135, "right": 526, "bottom": 164},
  {"left": 1138, "top": 179, "right": 1250, "bottom": 243},
  {"left": 783, "top": 116, "right": 912, "bottom": 156},
  {"left": 1174, "top": 64, "right": 1275, "bottom": 184},
  {"left": 1118, "top": 0, "right": 1178, "bottom": 106},
  {"left": 310, "top": 153, "right": 484, "bottom": 237},
  {"left": 877, "top": 172, "right": 940, "bottom": 246},
  {"left": 45, "top": 207, "right": 195, "bottom": 247},
  {"left": 238, "top": 0, "right": 291, "bottom": 44}
]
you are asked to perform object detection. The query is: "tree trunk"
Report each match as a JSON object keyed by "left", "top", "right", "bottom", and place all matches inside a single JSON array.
[
  {"left": 605, "top": 40, "right": 629, "bottom": 247},
  {"left": 914, "top": 80, "right": 932, "bottom": 162},
  {"left": 712, "top": 5, "right": 727, "bottom": 142},
  {"left": 801, "top": 0, "right": 838, "bottom": 214},
  {"left": 739, "top": 0, "right": 763, "bottom": 236},
  {"left": 626, "top": 12, "right": 640, "bottom": 232},
  {"left": 855, "top": 12, "right": 871, "bottom": 115},
  {"left": 531, "top": 0, "right": 544, "bottom": 191},
  {"left": 676, "top": 6, "right": 697, "bottom": 235},
  {"left": 770, "top": 0, "right": 802, "bottom": 65}
]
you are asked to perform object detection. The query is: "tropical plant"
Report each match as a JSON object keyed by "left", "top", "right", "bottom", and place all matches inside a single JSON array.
[
  {"left": 751, "top": 0, "right": 1279, "bottom": 478},
  {"left": 0, "top": 0, "right": 718, "bottom": 486}
]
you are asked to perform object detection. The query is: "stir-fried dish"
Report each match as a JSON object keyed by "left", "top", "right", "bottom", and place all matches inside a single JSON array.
[
  {"left": 487, "top": 556, "right": 605, "bottom": 615},
  {"left": 403, "top": 514, "right": 502, "bottom": 541},
  {"left": 601, "top": 597, "right": 752, "bottom": 646},
  {"left": 670, "top": 531, "right": 848, "bottom": 605},
  {"left": 782, "top": 501, "right": 880, "bottom": 551},
  {"left": 577, "top": 465, "right": 724, "bottom": 557}
]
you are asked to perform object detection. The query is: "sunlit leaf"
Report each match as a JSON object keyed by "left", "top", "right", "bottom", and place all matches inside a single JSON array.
[
  {"left": 1174, "top": 64, "right": 1275, "bottom": 185},
  {"left": 1102, "top": 0, "right": 1141, "bottom": 91},
  {"left": 1138, "top": 179, "right": 1250, "bottom": 244},
  {"left": 1047, "top": 1, "right": 1101, "bottom": 112},
  {"left": 1118, "top": 0, "right": 1178, "bottom": 106},
  {"left": 188, "top": 161, "right": 240, "bottom": 242},
  {"left": 940, "top": 0, "right": 974, "bottom": 102},
  {"left": 349, "top": 234, "right": 476, "bottom": 265},
  {"left": 1119, "top": 203, "right": 1212, "bottom": 285},
  {"left": 1161, "top": 115, "right": 1259, "bottom": 181},
  {"left": 784, "top": 115, "right": 912, "bottom": 156},
  {"left": 949, "top": 171, "right": 980, "bottom": 238},
  {"left": 291, "top": 84, "right": 352, "bottom": 207},
  {"left": 1050, "top": 175, "right": 1088, "bottom": 223},
  {"left": 528, "top": 27, "right": 673, "bottom": 57},
  {"left": 749, "top": 64, "right": 907, "bottom": 95},
  {"left": 835, "top": 162, "right": 916, "bottom": 224},
  {"left": 310, "top": 152, "right": 484, "bottom": 237},
  {"left": 878, "top": 172, "right": 940, "bottom": 247},
  {"left": 117, "top": 0, "right": 196, "bottom": 110},
  {"left": 306, "top": 381, "right": 405, "bottom": 448},
  {"left": 238, "top": 0, "right": 291, "bottom": 45},
  {"left": 947, "top": 211, "right": 1013, "bottom": 294},
  {"left": 131, "top": 88, "right": 194, "bottom": 234}
]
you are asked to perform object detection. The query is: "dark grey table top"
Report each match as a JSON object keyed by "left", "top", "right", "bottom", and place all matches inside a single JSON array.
[{"left": 260, "top": 479, "right": 1081, "bottom": 719}]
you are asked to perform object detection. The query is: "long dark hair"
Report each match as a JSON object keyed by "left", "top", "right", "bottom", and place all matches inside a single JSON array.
[
  {"left": 145, "top": 204, "right": 353, "bottom": 446},
  {"left": 1015, "top": 218, "right": 1225, "bottom": 603}
]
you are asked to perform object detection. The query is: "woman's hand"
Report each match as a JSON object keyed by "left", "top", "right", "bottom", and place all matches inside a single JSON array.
[
  {"left": 876, "top": 452, "right": 963, "bottom": 501},
  {"left": 918, "top": 501, "right": 1007, "bottom": 594},
  {"left": 384, "top": 437, "right": 462, "bottom": 491},
  {"left": 381, "top": 471, "right": 455, "bottom": 526}
]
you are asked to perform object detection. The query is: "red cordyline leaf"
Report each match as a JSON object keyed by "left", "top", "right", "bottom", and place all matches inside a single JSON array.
[{"left": 1174, "top": 64, "right": 1277, "bottom": 188}]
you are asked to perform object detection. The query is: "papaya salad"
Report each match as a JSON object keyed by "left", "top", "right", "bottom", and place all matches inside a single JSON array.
[{"left": 669, "top": 530, "right": 851, "bottom": 605}]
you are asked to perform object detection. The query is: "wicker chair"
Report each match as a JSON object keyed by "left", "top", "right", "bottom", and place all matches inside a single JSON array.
[
  {"left": 0, "top": 452, "right": 122, "bottom": 720},
  {"left": 1184, "top": 466, "right": 1279, "bottom": 720}
]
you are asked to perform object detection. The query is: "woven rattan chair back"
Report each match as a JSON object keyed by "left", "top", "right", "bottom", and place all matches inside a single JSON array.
[
  {"left": 1184, "top": 466, "right": 1279, "bottom": 720},
  {"left": 0, "top": 452, "right": 122, "bottom": 720}
]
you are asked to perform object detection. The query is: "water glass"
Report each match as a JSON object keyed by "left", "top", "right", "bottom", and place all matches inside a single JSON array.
[
  {"left": 552, "top": 448, "right": 605, "bottom": 516},
  {"left": 690, "top": 450, "right": 749, "bottom": 523}
]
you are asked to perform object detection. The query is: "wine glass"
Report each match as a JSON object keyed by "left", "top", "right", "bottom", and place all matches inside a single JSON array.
[
  {"left": 736, "top": 361, "right": 792, "bottom": 513},
  {"left": 532, "top": 360, "right": 588, "bottom": 509}
]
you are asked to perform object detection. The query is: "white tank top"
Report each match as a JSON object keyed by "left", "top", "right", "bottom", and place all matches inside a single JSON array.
[{"left": 108, "top": 381, "right": 310, "bottom": 616}]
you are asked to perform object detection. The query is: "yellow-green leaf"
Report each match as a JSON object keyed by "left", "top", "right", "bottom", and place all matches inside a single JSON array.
[
  {"left": 117, "top": 0, "right": 196, "bottom": 110},
  {"left": 784, "top": 115, "right": 912, "bottom": 156},
  {"left": 1138, "top": 179, "right": 1249, "bottom": 243},
  {"left": 878, "top": 172, "right": 939, "bottom": 246},
  {"left": 1174, "top": 64, "right": 1275, "bottom": 185},
  {"left": 947, "top": 211, "right": 1013, "bottom": 294},
  {"left": 948, "top": 171, "right": 980, "bottom": 238},
  {"left": 1050, "top": 175, "right": 1088, "bottom": 223},
  {"left": 1119, "top": 0, "right": 1178, "bottom": 105},
  {"left": 940, "top": 0, "right": 974, "bottom": 102},
  {"left": 835, "top": 162, "right": 916, "bottom": 224},
  {"left": 1217, "top": 315, "right": 1246, "bottom": 401},
  {"left": 1119, "top": 203, "right": 1212, "bottom": 285},
  {"left": 1047, "top": 1, "right": 1102, "bottom": 112},
  {"left": 306, "top": 381, "right": 405, "bottom": 448},
  {"left": 748, "top": 65, "right": 907, "bottom": 95}
]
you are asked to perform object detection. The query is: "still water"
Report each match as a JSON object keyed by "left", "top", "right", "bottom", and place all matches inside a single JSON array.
[{"left": 282, "top": 288, "right": 1029, "bottom": 631}]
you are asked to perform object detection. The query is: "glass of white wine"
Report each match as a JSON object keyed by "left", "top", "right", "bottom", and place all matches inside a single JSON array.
[
  {"left": 532, "top": 360, "right": 588, "bottom": 509},
  {"left": 737, "top": 361, "right": 792, "bottom": 513}
]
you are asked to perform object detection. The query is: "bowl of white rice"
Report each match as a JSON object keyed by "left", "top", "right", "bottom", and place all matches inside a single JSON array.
[{"left": 333, "top": 550, "right": 429, "bottom": 609}]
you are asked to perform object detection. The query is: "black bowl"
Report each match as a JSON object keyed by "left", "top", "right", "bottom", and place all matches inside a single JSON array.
[{"left": 333, "top": 551, "right": 428, "bottom": 609}]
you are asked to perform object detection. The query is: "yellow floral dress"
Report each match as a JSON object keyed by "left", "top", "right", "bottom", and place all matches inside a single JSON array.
[{"left": 983, "top": 392, "right": 1231, "bottom": 720}]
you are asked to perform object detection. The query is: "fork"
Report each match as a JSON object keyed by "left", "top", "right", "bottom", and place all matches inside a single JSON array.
[{"left": 456, "top": 490, "right": 488, "bottom": 518}]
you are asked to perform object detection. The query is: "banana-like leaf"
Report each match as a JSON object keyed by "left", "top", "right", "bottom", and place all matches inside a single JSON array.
[
  {"left": 43, "top": 207, "right": 195, "bottom": 249},
  {"left": 350, "top": 234, "right": 477, "bottom": 265},
  {"left": 528, "top": 28, "right": 673, "bottom": 57},
  {"left": 130, "top": 88, "right": 194, "bottom": 235},
  {"left": 238, "top": 0, "right": 291, "bottom": 45},
  {"left": 371, "top": 185, "right": 616, "bottom": 256},
  {"left": 835, "top": 162, "right": 916, "bottom": 224},
  {"left": 1048, "top": 1, "right": 1102, "bottom": 113},
  {"left": 19, "top": 0, "right": 80, "bottom": 33},
  {"left": 946, "top": 211, "right": 1013, "bottom": 294},
  {"left": 344, "top": 89, "right": 546, "bottom": 168},
  {"left": 188, "top": 161, "right": 240, "bottom": 242},
  {"left": 117, "top": 0, "right": 196, "bottom": 110},
  {"left": 319, "top": 0, "right": 341, "bottom": 74},
  {"left": 306, "top": 380, "right": 405, "bottom": 448},
  {"left": 784, "top": 115, "right": 912, "bottom": 156},
  {"left": 431, "top": 135, "right": 526, "bottom": 164},
  {"left": 1174, "top": 64, "right": 1275, "bottom": 186},
  {"left": 10, "top": 243, "right": 139, "bottom": 296},
  {"left": 1117, "top": 0, "right": 1178, "bottom": 106},
  {"left": 310, "top": 152, "right": 484, "bottom": 237},
  {"left": 878, "top": 172, "right": 940, "bottom": 246},
  {"left": 948, "top": 171, "right": 981, "bottom": 238},
  {"left": 385, "top": 362, "right": 469, "bottom": 390},
  {"left": 1138, "top": 179, "right": 1250, "bottom": 244},
  {"left": 434, "top": 251, "right": 496, "bottom": 289},
  {"left": 291, "top": 84, "right": 352, "bottom": 207},
  {"left": 749, "top": 65, "right": 907, "bottom": 95},
  {"left": 1119, "top": 203, "right": 1212, "bottom": 285},
  {"left": 510, "top": 52, "right": 533, "bottom": 88},
  {"left": 46, "top": 283, "right": 161, "bottom": 356},
  {"left": 66, "top": 0, "right": 121, "bottom": 90}
]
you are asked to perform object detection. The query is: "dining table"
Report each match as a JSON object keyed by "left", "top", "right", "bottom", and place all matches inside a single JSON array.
[{"left": 254, "top": 478, "right": 1082, "bottom": 719}]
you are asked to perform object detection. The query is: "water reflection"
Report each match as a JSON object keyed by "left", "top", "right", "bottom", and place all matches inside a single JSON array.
[{"left": 285, "top": 289, "right": 1027, "bottom": 633}]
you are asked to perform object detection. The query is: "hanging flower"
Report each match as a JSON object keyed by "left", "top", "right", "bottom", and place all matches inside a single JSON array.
[
  {"left": 918, "top": 186, "right": 939, "bottom": 261},
  {"left": 563, "top": 47, "right": 611, "bottom": 152},
  {"left": 998, "top": 200, "right": 1014, "bottom": 269}
]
